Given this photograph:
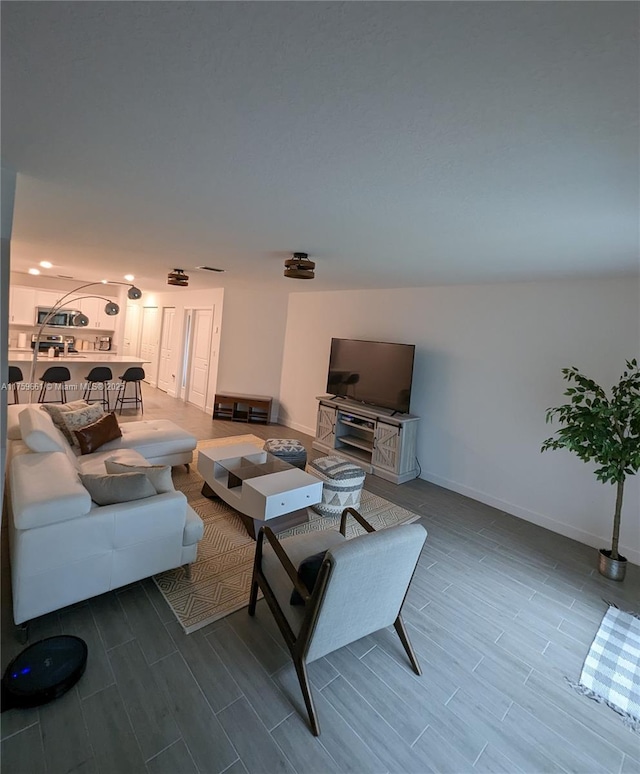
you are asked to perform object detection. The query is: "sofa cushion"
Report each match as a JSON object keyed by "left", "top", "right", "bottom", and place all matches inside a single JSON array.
[
  {"left": 77, "top": 449, "right": 148, "bottom": 476},
  {"left": 75, "top": 412, "right": 123, "bottom": 455},
  {"left": 19, "top": 407, "right": 70, "bottom": 454},
  {"left": 7, "top": 404, "right": 28, "bottom": 440},
  {"left": 11, "top": 451, "right": 92, "bottom": 529},
  {"left": 40, "top": 400, "right": 92, "bottom": 444},
  {"left": 80, "top": 472, "right": 157, "bottom": 506},
  {"left": 62, "top": 404, "right": 105, "bottom": 447},
  {"left": 97, "top": 419, "right": 196, "bottom": 459},
  {"left": 104, "top": 460, "right": 174, "bottom": 494}
]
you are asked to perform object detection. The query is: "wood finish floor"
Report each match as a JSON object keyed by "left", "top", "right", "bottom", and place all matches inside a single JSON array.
[{"left": 2, "top": 387, "right": 639, "bottom": 774}]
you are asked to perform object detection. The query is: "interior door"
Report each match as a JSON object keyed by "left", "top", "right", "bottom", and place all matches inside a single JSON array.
[
  {"left": 157, "top": 307, "right": 176, "bottom": 394},
  {"left": 139, "top": 306, "right": 159, "bottom": 386},
  {"left": 186, "top": 308, "right": 213, "bottom": 409},
  {"left": 123, "top": 303, "right": 141, "bottom": 356}
]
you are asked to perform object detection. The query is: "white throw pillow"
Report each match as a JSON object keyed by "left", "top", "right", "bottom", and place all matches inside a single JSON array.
[
  {"left": 62, "top": 404, "right": 105, "bottom": 447},
  {"left": 19, "top": 407, "right": 69, "bottom": 453},
  {"left": 7, "top": 404, "right": 27, "bottom": 440},
  {"left": 80, "top": 472, "right": 157, "bottom": 506},
  {"left": 40, "top": 400, "right": 91, "bottom": 444},
  {"left": 104, "top": 460, "right": 174, "bottom": 494}
]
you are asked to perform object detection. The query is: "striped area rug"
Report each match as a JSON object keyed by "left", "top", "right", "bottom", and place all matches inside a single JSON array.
[{"left": 153, "top": 435, "right": 421, "bottom": 633}]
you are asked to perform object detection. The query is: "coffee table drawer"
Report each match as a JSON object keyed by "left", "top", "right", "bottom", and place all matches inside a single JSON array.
[
  {"left": 263, "top": 482, "right": 322, "bottom": 520},
  {"left": 241, "top": 469, "right": 322, "bottom": 522}
]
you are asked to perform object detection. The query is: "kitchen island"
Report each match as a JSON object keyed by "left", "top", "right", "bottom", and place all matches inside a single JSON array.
[{"left": 9, "top": 354, "right": 150, "bottom": 405}]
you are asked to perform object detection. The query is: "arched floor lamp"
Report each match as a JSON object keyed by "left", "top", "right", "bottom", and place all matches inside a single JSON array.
[{"left": 28, "top": 281, "right": 142, "bottom": 404}]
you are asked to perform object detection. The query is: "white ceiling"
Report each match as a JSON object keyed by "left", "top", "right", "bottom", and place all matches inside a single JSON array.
[{"left": 2, "top": 2, "right": 638, "bottom": 292}]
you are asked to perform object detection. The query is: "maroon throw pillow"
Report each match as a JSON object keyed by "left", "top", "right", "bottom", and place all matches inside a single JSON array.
[{"left": 74, "top": 412, "right": 122, "bottom": 455}]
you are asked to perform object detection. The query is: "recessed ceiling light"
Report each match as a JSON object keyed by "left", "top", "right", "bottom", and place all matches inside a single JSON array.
[
  {"left": 124, "top": 274, "right": 135, "bottom": 282},
  {"left": 39, "top": 261, "right": 53, "bottom": 269},
  {"left": 28, "top": 268, "right": 40, "bottom": 275},
  {"left": 101, "top": 279, "right": 108, "bottom": 284}
]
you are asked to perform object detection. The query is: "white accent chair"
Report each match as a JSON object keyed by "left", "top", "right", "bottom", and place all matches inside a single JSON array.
[{"left": 248, "top": 507, "right": 427, "bottom": 735}]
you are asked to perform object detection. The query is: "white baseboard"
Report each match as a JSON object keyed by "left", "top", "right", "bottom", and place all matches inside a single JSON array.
[
  {"left": 420, "top": 471, "right": 640, "bottom": 566},
  {"left": 278, "top": 417, "right": 315, "bottom": 436}
]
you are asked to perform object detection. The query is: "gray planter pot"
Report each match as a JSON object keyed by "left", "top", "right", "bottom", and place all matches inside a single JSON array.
[{"left": 598, "top": 549, "right": 627, "bottom": 582}]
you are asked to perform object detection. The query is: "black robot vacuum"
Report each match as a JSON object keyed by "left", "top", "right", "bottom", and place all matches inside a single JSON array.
[{"left": 1, "top": 636, "right": 87, "bottom": 712}]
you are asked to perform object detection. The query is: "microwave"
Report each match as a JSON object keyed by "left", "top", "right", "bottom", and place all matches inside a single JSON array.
[{"left": 36, "top": 307, "right": 83, "bottom": 327}]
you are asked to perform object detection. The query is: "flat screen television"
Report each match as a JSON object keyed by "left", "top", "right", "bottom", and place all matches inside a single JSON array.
[{"left": 326, "top": 338, "right": 415, "bottom": 413}]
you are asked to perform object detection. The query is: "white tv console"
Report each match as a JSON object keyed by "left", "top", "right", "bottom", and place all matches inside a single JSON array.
[{"left": 312, "top": 396, "right": 419, "bottom": 484}]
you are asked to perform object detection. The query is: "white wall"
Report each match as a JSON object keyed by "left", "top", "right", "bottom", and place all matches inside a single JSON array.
[
  {"left": 279, "top": 277, "right": 640, "bottom": 563},
  {"left": 126, "top": 286, "right": 225, "bottom": 413},
  {"left": 216, "top": 288, "right": 290, "bottom": 421}
]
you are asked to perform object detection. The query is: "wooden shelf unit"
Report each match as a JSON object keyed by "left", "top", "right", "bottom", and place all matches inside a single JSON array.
[
  {"left": 213, "top": 393, "right": 273, "bottom": 424},
  {"left": 312, "top": 396, "right": 419, "bottom": 484}
]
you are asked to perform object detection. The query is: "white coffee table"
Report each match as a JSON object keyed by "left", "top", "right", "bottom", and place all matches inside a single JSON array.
[{"left": 197, "top": 443, "right": 323, "bottom": 538}]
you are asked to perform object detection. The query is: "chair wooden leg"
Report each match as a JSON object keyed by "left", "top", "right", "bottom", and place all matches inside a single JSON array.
[
  {"left": 394, "top": 614, "right": 421, "bottom": 675},
  {"left": 183, "top": 563, "right": 192, "bottom": 580},
  {"left": 185, "top": 463, "right": 190, "bottom": 473},
  {"left": 248, "top": 577, "right": 259, "bottom": 616},
  {"left": 294, "top": 657, "right": 321, "bottom": 736}
]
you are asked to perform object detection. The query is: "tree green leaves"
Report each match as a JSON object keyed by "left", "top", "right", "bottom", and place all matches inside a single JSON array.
[
  {"left": 541, "top": 359, "right": 639, "bottom": 559},
  {"left": 541, "top": 359, "right": 640, "bottom": 485}
]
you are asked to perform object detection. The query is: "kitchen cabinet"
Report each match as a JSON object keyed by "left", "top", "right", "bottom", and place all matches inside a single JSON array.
[
  {"left": 77, "top": 296, "right": 117, "bottom": 330},
  {"left": 34, "top": 289, "right": 63, "bottom": 309},
  {"left": 9, "top": 286, "right": 37, "bottom": 325}
]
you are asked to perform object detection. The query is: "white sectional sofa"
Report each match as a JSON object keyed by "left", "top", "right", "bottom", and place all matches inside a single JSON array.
[{"left": 6, "top": 405, "right": 203, "bottom": 626}]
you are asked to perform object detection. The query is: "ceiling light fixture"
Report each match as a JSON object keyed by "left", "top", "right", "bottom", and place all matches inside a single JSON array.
[
  {"left": 124, "top": 274, "right": 135, "bottom": 282},
  {"left": 167, "top": 268, "right": 189, "bottom": 287},
  {"left": 284, "top": 252, "right": 315, "bottom": 280},
  {"left": 39, "top": 261, "right": 53, "bottom": 269},
  {"left": 28, "top": 268, "right": 40, "bottom": 275}
]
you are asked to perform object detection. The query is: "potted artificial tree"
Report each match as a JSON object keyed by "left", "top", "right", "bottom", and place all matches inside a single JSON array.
[{"left": 542, "top": 359, "right": 640, "bottom": 581}]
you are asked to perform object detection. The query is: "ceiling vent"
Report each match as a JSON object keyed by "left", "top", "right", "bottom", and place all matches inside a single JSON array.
[
  {"left": 167, "top": 269, "right": 189, "bottom": 287},
  {"left": 196, "top": 266, "right": 225, "bottom": 273},
  {"left": 284, "top": 252, "right": 315, "bottom": 280}
]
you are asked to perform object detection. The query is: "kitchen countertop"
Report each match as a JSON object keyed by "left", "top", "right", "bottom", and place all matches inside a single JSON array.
[{"left": 9, "top": 354, "right": 146, "bottom": 363}]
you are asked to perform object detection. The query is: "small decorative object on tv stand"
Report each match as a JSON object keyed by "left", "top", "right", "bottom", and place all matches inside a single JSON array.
[{"left": 313, "top": 396, "right": 419, "bottom": 484}]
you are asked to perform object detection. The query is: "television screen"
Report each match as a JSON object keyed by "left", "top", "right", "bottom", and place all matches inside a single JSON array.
[{"left": 326, "top": 339, "right": 415, "bottom": 413}]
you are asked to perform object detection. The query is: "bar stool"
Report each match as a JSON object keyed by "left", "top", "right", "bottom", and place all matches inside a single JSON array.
[
  {"left": 38, "top": 367, "right": 71, "bottom": 404},
  {"left": 8, "top": 366, "right": 23, "bottom": 404},
  {"left": 115, "top": 367, "right": 145, "bottom": 415},
  {"left": 83, "top": 366, "right": 113, "bottom": 411}
]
